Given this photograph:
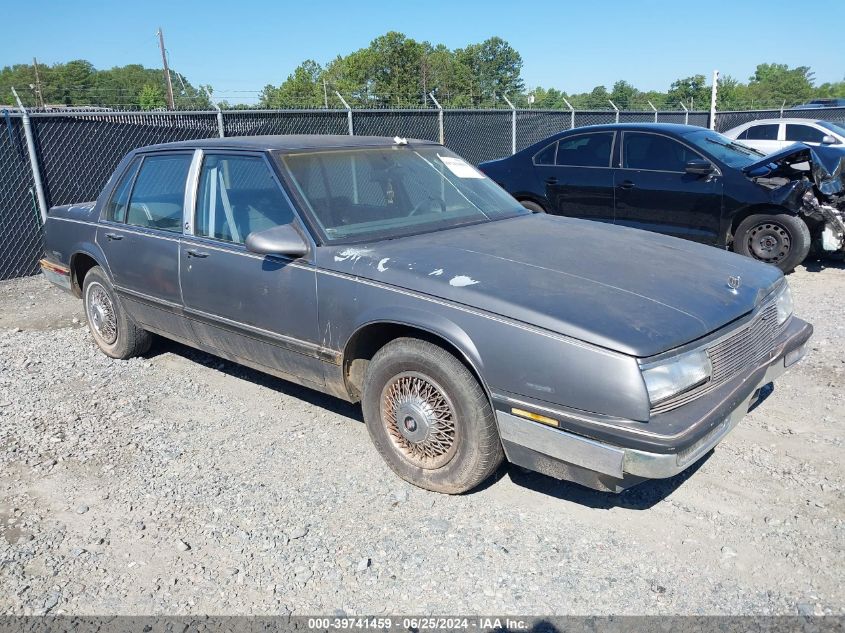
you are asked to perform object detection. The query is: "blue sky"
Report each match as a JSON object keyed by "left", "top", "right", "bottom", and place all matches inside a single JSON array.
[{"left": 3, "top": 0, "right": 843, "bottom": 103}]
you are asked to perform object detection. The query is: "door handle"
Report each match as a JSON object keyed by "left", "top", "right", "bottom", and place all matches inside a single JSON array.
[
  {"left": 618, "top": 181, "right": 636, "bottom": 189},
  {"left": 186, "top": 249, "right": 209, "bottom": 259},
  {"left": 544, "top": 177, "right": 558, "bottom": 185},
  {"left": 104, "top": 233, "right": 123, "bottom": 241}
]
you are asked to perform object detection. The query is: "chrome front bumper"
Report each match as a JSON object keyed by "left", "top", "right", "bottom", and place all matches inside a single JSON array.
[
  {"left": 497, "top": 319, "right": 811, "bottom": 492},
  {"left": 621, "top": 351, "right": 797, "bottom": 479}
]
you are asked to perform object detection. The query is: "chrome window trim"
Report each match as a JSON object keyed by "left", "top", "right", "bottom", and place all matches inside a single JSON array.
[{"left": 183, "top": 149, "right": 203, "bottom": 235}]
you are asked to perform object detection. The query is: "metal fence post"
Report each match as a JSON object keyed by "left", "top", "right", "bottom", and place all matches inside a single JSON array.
[
  {"left": 562, "top": 96, "right": 575, "bottom": 130},
  {"left": 608, "top": 100, "right": 620, "bottom": 124},
  {"left": 679, "top": 102, "right": 689, "bottom": 125},
  {"left": 336, "top": 92, "right": 353, "bottom": 135},
  {"left": 502, "top": 94, "right": 516, "bottom": 155},
  {"left": 647, "top": 100, "right": 658, "bottom": 123},
  {"left": 204, "top": 87, "right": 225, "bottom": 138},
  {"left": 709, "top": 70, "right": 719, "bottom": 130},
  {"left": 10, "top": 87, "right": 48, "bottom": 224},
  {"left": 429, "top": 92, "right": 444, "bottom": 145}
]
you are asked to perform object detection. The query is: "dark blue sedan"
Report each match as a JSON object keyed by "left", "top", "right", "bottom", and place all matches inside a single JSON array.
[{"left": 479, "top": 123, "right": 845, "bottom": 272}]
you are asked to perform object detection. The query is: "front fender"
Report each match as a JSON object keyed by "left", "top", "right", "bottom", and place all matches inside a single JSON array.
[
  {"left": 318, "top": 271, "right": 649, "bottom": 421},
  {"left": 346, "top": 305, "right": 487, "bottom": 384}
]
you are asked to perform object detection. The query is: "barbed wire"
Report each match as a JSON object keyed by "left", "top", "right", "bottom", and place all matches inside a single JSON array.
[{"left": 3, "top": 84, "right": 839, "bottom": 113}]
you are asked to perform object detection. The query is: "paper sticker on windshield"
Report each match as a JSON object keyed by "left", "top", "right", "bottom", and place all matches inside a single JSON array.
[{"left": 438, "top": 154, "right": 484, "bottom": 179}]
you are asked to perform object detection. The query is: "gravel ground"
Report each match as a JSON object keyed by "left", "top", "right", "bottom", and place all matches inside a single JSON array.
[{"left": 0, "top": 260, "right": 843, "bottom": 616}]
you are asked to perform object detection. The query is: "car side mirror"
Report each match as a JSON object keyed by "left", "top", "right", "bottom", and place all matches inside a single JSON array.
[
  {"left": 821, "top": 135, "right": 837, "bottom": 145},
  {"left": 245, "top": 224, "right": 309, "bottom": 258},
  {"left": 685, "top": 159, "right": 715, "bottom": 175}
]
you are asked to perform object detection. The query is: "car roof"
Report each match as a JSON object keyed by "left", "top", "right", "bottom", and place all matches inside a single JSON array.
[
  {"left": 730, "top": 118, "right": 829, "bottom": 126},
  {"left": 137, "top": 134, "right": 440, "bottom": 153},
  {"left": 558, "top": 122, "right": 703, "bottom": 134}
]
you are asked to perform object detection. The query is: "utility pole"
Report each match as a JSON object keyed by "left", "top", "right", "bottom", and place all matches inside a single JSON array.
[
  {"left": 32, "top": 58, "right": 44, "bottom": 108},
  {"left": 158, "top": 27, "right": 175, "bottom": 110},
  {"left": 323, "top": 79, "right": 329, "bottom": 109}
]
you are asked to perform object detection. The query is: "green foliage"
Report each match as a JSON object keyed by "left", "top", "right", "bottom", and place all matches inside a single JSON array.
[
  {"left": 261, "top": 32, "right": 523, "bottom": 108},
  {"left": 0, "top": 60, "right": 210, "bottom": 109},
  {"left": 531, "top": 64, "right": 841, "bottom": 112},
  {"left": 746, "top": 63, "right": 814, "bottom": 106},
  {"left": 1, "top": 49, "right": 840, "bottom": 112},
  {"left": 261, "top": 60, "right": 326, "bottom": 108},
  {"left": 138, "top": 84, "right": 166, "bottom": 110}
]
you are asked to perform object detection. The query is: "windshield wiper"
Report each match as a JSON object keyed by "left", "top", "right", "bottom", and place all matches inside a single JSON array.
[{"left": 703, "top": 137, "right": 763, "bottom": 157}]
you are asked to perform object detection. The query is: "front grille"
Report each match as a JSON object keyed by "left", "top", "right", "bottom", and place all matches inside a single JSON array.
[{"left": 650, "top": 300, "right": 780, "bottom": 415}]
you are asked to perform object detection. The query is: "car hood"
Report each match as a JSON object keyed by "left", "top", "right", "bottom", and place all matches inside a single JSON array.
[
  {"left": 319, "top": 214, "right": 782, "bottom": 357},
  {"left": 743, "top": 143, "right": 845, "bottom": 196}
]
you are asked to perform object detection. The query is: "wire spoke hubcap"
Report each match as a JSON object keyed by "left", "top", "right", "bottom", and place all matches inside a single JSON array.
[
  {"left": 748, "top": 222, "right": 791, "bottom": 263},
  {"left": 381, "top": 372, "right": 457, "bottom": 469},
  {"left": 87, "top": 283, "right": 117, "bottom": 345}
]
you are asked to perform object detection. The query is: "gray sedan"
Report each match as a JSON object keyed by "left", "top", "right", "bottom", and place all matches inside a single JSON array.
[{"left": 40, "top": 135, "right": 812, "bottom": 494}]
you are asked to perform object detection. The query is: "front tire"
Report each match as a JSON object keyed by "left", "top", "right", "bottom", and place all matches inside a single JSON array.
[
  {"left": 82, "top": 266, "right": 152, "bottom": 359},
  {"left": 733, "top": 213, "right": 811, "bottom": 273},
  {"left": 361, "top": 338, "right": 503, "bottom": 494}
]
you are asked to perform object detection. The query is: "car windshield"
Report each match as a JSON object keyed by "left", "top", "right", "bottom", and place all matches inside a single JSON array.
[
  {"left": 683, "top": 129, "right": 765, "bottom": 167},
  {"left": 819, "top": 121, "right": 845, "bottom": 137},
  {"left": 277, "top": 146, "right": 527, "bottom": 243}
]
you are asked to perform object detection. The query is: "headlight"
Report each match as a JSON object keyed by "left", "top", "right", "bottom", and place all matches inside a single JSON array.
[
  {"left": 774, "top": 283, "right": 793, "bottom": 326},
  {"left": 641, "top": 349, "right": 712, "bottom": 405}
]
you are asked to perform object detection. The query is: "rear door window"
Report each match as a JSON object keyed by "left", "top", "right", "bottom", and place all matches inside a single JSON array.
[
  {"left": 533, "top": 142, "right": 557, "bottom": 165},
  {"left": 622, "top": 132, "right": 700, "bottom": 172},
  {"left": 785, "top": 124, "right": 827, "bottom": 143},
  {"left": 555, "top": 133, "right": 614, "bottom": 167},
  {"left": 104, "top": 158, "right": 141, "bottom": 223},
  {"left": 126, "top": 154, "right": 191, "bottom": 232},
  {"left": 739, "top": 124, "right": 779, "bottom": 141}
]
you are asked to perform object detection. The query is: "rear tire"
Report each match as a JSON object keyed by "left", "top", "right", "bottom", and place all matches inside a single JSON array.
[
  {"left": 361, "top": 338, "right": 503, "bottom": 494},
  {"left": 520, "top": 200, "right": 546, "bottom": 213},
  {"left": 733, "top": 213, "right": 811, "bottom": 273},
  {"left": 82, "top": 266, "right": 152, "bottom": 359}
]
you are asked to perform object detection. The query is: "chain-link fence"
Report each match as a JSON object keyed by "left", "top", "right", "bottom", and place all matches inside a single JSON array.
[
  {"left": 3, "top": 104, "right": 845, "bottom": 280},
  {"left": 0, "top": 113, "right": 43, "bottom": 279}
]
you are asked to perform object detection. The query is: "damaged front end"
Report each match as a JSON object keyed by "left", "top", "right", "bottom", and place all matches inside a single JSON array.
[{"left": 744, "top": 144, "right": 845, "bottom": 255}]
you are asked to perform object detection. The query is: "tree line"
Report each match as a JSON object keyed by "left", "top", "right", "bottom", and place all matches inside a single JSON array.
[
  {"left": 261, "top": 32, "right": 844, "bottom": 110},
  {"left": 2, "top": 32, "right": 843, "bottom": 111},
  {"left": 0, "top": 59, "right": 211, "bottom": 110}
]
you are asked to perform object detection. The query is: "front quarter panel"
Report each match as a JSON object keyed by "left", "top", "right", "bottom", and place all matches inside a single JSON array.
[{"left": 317, "top": 268, "right": 650, "bottom": 421}]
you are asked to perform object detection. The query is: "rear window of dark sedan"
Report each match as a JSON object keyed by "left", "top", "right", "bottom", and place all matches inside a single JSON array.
[{"left": 277, "top": 146, "right": 527, "bottom": 243}]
